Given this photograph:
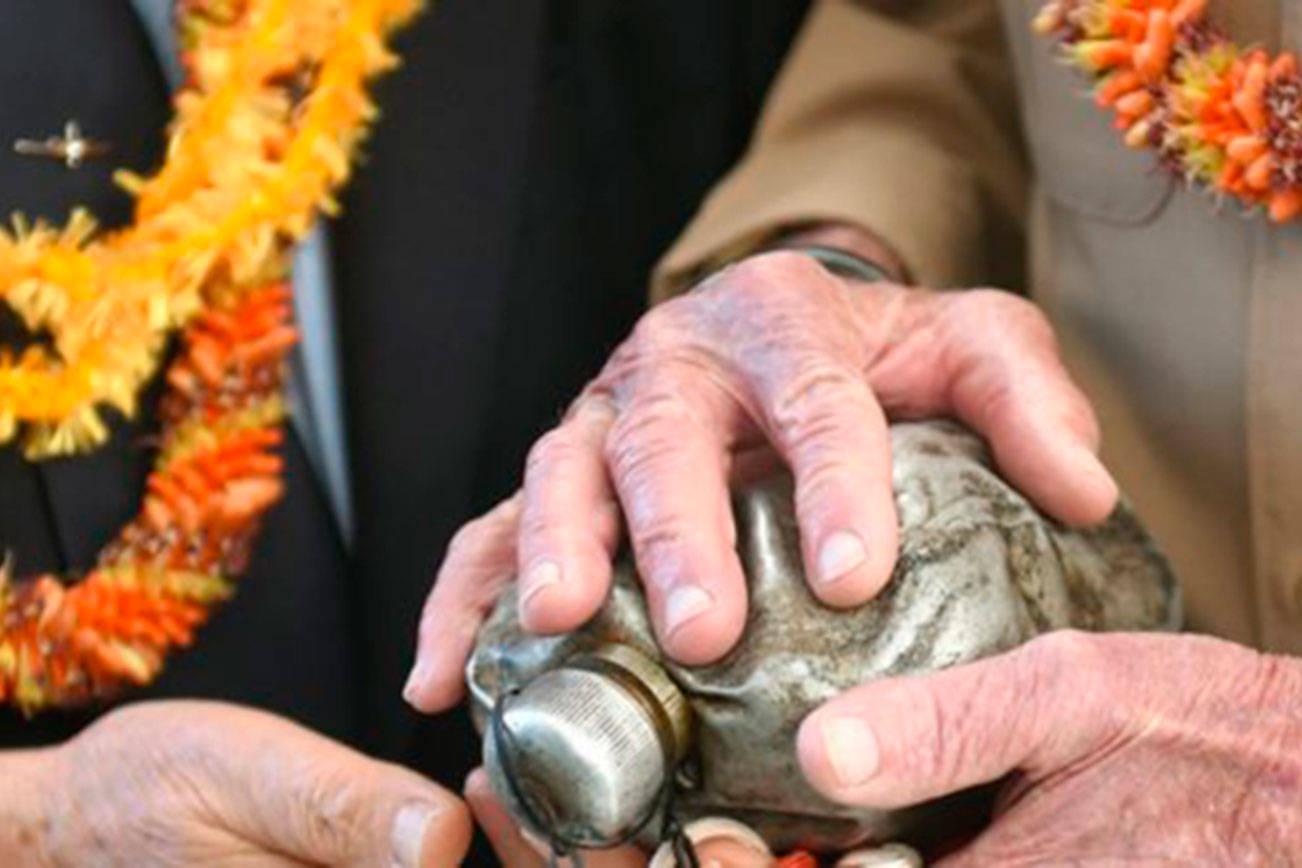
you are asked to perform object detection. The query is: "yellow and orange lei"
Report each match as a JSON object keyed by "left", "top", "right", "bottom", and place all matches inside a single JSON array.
[
  {"left": 0, "top": 0, "right": 420, "bottom": 713},
  {"left": 1036, "top": 0, "right": 1302, "bottom": 222}
]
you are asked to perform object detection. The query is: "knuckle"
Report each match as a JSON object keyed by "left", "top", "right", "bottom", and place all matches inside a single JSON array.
[
  {"left": 971, "top": 366, "right": 1087, "bottom": 440},
  {"left": 524, "top": 427, "right": 583, "bottom": 480},
  {"left": 905, "top": 683, "right": 965, "bottom": 786},
  {"left": 517, "top": 497, "right": 564, "bottom": 545},
  {"left": 793, "top": 464, "right": 871, "bottom": 527},
  {"left": 963, "top": 287, "right": 1040, "bottom": 319},
  {"left": 629, "top": 303, "right": 689, "bottom": 350},
  {"left": 593, "top": 341, "right": 639, "bottom": 387},
  {"left": 722, "top": 250, "right": 830, "bottom": 297},
  {"left": 443, "top": 519, "right": 488, "bottom": 564},
  {"left": 628, "top": 514, "right": 697, "bottom": 582},
  {"left": 568, "top": 393, "right": 618, "bottom": 428},
  {"left": 769, "top": 362, "right": 870, "bottom": 445},
  {"left": 957, "top": 289, "right": 1056, "bottom": 346},
  {"left": 973, "top": 375, "right": 1022, "bottom": 423},
  {"left": 615, "top": 305, "right": 727, "bottom": 388},
  {"left": 604, "top": 393, "right": 697, "bottom": 478},
  {"left": 909, "top": 662, "right": 1025, "bottom": 787},
  {"left": 630, "top": 512, "right": 695, "bottom": 553},
  {"left": 795, "top": 459, "right": 845, "bottom": 503},
  {"left": 294, "top": 769, "right": 371, "bottom": 856},
  {"left": 698, "top": 252, "right": 848, "bottom": 327}
]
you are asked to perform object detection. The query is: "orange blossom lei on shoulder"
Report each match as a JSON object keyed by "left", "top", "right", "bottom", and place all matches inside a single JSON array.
[
  {"left": 0, "top": 0, "right": 420, "bottom": 714},
  {"left": 1035, "top": 0, "right": 1302, "bottom": 222}
]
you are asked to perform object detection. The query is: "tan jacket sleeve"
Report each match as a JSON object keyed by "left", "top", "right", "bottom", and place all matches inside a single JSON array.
[{"left": 652, "top": 0, "right": 1027, "bottom": 300}]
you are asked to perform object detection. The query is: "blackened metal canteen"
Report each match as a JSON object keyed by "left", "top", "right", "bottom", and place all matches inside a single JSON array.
[{"left": 467, "top": 420, "right": 1181, "bottom": 855}]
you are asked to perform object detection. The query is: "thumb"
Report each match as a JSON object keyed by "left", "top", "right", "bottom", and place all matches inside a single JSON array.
[
  {"left": 796, "top": 631, "right": 1118, "bottom": 808},
  {"left": 332, "top": 763, "right": 473, "bottom": 868},
  {"left": 406, "top": 493, "right": 522, "bottom": 714},
  {"left": 464, "top": 767, "right": 550, "bottom": 867},
  {"left": 464, "top": 768, "right": 646, "bottom": 868},
  {"left": 219, "top": 706, "right": 473, "bottom": 867}
]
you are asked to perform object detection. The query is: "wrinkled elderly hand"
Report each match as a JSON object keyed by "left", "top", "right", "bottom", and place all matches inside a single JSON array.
[
  {"left": 470, "top": 769, "right": 921, "bottom": 868},
  {"left": 407, "top": 246, "right": 1117, "bottom": 710},
  {"left": 464, "top": 770, "right": 776, "bottom": 868},
  {"left": 4, "top": 700, "right": 471, "bottom": 867},
  {"left": 798, "top": 631, "right": 1302, "bottom": 865}
]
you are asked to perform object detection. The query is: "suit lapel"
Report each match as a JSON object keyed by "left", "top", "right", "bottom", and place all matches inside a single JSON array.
[{"left": 129, "top": 0, "right": 351, "bottom": 539}]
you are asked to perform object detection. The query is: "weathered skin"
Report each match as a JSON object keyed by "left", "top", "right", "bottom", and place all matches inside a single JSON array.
[{"left": 467, "top": 420, "right": 1181, "bottom": 853}]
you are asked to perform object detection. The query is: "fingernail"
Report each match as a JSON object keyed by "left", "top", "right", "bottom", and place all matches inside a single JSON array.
[
  {"left": 390, "top": 802, "right": 441, "bottom": 868},
  {"left": 821, "top": 716, "right": 880, "bottom": 787},
  {"left": 818, "top": 530, "right": 868, "bottom": 585},
  {"left": 519, "top": 560, "right": 563, "bottom": 609},
  {"left": 664, "top": 584, "right": 715, "bottom": 636},
  {"left": 402, "top": 660, "right": 430, "bottom": 706}
]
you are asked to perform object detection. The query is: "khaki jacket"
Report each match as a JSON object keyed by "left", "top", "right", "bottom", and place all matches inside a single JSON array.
[{"left": 656, "top": 0, "right": 1302, "bottom": 653}]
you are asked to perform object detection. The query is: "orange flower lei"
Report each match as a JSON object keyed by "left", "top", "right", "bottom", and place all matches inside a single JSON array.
[
  {"left": 1035, "top": 0, "right": 1302, "bottom": 222},
  {"left": 0, "top": 0, "right": 420, "bottom": 714}
]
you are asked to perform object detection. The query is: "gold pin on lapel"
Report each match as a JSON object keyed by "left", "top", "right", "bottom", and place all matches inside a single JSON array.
[{"left": 14, "top": 121, "right": 111, "bottom": 169}]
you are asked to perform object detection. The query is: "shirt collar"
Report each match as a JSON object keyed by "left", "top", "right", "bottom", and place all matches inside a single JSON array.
[{"left": 128, "top": 0, "right": 184, "bottom": 89}]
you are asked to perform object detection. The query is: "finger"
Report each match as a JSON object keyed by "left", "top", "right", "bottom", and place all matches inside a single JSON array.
[
  {"left": 464, "top": 768, "right": 546, "bottom": 867},
  {"left": 605, "top": 369, "right": 747, "bottom": 665},
  {"left": 464, "top": 769, "right": 645, "bottom": 868},
  {"left": 405, "top": 494, "right": 523, "bottom": 713},
  {"left": 315, "top": 763, "right": 470, "bottom": 868},
  {"left": 219, "top": 704, "right": 473, "bottom": 868},
  {"left": 939, "top": 292, "right": 1117, "bottom": 527},
  {"left": 796, "top": 631, "right": 1117, "bottom": 809},
  {"left": 755, "top": 355, "right": 899, "bottom": 605},
  {"left": 218, "top": 855, "right": 313, "bottom": 868},
  {"left": 648, "top": 817, "right": 772, "bottom": 868},
  {"left": 694, "top": 838, "right": 774, "bottom": 868},
  {"left": 517, "top": 398, "right": 622, "bottom": 635}
]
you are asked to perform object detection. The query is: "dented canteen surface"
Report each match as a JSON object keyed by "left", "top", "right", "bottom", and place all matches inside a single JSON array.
[{"left": 468, "top": 420, "right": 1182, "bottom": 854}]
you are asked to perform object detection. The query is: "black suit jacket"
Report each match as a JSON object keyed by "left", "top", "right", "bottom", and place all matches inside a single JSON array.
[{"left": 0, "top": 0, "right": 808, "bottom": 799}]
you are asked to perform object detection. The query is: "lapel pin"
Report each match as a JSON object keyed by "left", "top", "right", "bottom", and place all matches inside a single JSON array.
[{"left": 14, "top": 120, "right": 111, "bottom": 170}]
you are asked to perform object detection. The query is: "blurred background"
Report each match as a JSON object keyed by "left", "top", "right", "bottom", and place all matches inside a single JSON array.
[{"left": 0, "top": 6, "right": 812, "bottom": 859}]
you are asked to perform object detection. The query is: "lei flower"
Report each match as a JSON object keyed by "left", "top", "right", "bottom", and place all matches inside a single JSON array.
[
  {"left": 0, "top": 0, "right": 420, "bottom": 713},
  {"left": 1035, "top": 0, "right": 1302, "bottom": 222}
]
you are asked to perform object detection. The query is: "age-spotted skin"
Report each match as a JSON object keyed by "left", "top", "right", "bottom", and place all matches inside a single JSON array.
[{"left": 468, "top": 420, "right": 1180, "bottom": 854}]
